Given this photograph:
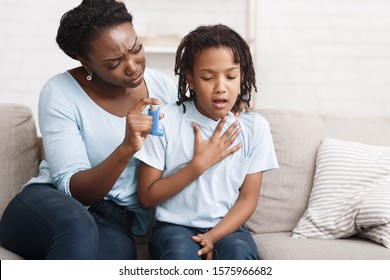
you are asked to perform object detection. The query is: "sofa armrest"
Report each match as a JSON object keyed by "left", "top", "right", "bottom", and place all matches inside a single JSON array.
[{"left": 0, "top": 104, "right": 40, "bottom": 217}]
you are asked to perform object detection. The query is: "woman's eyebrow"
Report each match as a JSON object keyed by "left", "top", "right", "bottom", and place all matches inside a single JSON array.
[{"left": 101, "top": 37, "right": 139, "bottom": 62}]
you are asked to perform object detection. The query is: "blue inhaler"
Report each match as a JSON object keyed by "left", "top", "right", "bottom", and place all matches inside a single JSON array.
[{"left": 148, "top": 104, "right": 164, "bottom": 136}]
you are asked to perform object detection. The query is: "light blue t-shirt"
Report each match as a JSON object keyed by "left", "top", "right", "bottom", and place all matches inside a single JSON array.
[
  {"left": 135, "top": 101, "right": 279, "bottom": 228},
  {"left": 25, "top": 68, "right": 177, "bottom": 235}
]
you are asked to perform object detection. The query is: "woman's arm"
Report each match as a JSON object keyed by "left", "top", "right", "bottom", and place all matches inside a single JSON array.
[
  {"left": 69, "top": 98, "right": 160, "bottom": 205},
  {"left": 137, "top": 116, "right": 242, "bottom": 209},
  {"left": 192, "top": 171, "right": 263, "bottom": 259}
]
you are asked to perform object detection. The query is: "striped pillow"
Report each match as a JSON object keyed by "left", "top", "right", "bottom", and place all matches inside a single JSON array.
[{"left": 292, "top": 137, "right": 390, "bottom": 248}]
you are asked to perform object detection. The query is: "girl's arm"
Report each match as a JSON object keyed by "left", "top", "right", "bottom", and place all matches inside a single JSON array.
[
  {"left": 192, "top": 171, "right": 263, "bottom": 259},
  {"left": 137, "top": 116, "right": 241, "bottom": 209}
]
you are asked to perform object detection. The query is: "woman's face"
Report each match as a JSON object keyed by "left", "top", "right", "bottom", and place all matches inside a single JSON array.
[
  {"left": 84, "top": 22, "right": 146, "bottom": 89},
  {"left": 186, "top": 47, "right": 241, "bottom": 121}
]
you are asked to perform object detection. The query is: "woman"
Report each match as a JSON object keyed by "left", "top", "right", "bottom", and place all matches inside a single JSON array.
[{"left": 0, "top": 0, "right": 177, "bottom": 260}]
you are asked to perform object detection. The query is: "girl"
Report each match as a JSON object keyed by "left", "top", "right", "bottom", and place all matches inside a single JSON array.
[{"left": 135, "top": 24, "right": 278, "bottom": 260}]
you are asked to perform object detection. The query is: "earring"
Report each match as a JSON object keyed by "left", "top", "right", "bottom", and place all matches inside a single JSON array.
[{"left": 86, "top": 71, "right": 92, "bottom": 81}]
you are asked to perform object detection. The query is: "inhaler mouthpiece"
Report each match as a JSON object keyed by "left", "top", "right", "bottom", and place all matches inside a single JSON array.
[{"left": 149, "top": 104, "right": 159, "bottom": 111}]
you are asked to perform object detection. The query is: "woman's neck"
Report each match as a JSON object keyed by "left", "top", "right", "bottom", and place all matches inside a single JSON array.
[{"left": 69, "top": 67, "right": 148, "bottom": 117}]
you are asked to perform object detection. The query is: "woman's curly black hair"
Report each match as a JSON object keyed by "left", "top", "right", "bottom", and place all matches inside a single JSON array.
[
  {"left": 174, "top": 24, "right": 257, "bottom": 113},
  {"left": 56, "top": 0, "right": 133, "bottom": 60}
]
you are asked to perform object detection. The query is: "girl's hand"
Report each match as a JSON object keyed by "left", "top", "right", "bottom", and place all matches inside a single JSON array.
[
  {"left": 122, "top": 98, "right": 161, "bottom": 154},
  {"left": 192, "top": 233, "right": 214, "bottom": 260},
  {"left": 191, "top": 116, "right": 241, "bottom": 174}
]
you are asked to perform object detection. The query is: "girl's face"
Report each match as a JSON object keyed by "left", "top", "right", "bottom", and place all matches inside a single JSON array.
[
  {"left": 186, "top": 47, "right": 241, "bottom": 121},
  {"left": 83, "top": 22, "right": 146, "bottom": 89}
]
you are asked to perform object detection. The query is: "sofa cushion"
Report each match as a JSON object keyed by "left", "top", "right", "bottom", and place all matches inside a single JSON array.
[
  {"left": 292, "top": 137, "right": 390, "bottom": 248},
  {"left": 247, "top": 109, "right": 390, "bottom": 234},
  {"left": 0, "top": 247, "right": 23, "bottom": 260},
  {"left": 0, "top": 104, "right": 39, "bottom": 218},
  {"left": 253, "top": 232, "right": 390, "bottom": 260}
]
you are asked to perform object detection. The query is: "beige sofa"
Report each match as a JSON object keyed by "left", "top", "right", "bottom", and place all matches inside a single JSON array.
[{"left": 1, "top": 103, "right": 390, "bottom": 259}]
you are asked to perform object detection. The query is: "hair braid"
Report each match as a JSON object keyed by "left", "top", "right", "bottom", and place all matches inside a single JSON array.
[{"left": 56, "top": 0, "right": 133, "bottom": 60}]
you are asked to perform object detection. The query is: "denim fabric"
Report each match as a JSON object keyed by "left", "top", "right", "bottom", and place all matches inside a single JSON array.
[
  {"left": 0, "top": 184, "right": 98, "bottom": 259},
  {"left": 149, "top": 222, "right": 258, "bottom": 260},
  {"left": 0, "top": 184, "right": 136, "bottom": 259},
  {"left": 88, "top": 199, "right": 136, "bottom": 260}
]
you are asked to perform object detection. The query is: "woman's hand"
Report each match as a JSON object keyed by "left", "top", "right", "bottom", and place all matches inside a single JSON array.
[
  {"left": 122, "top": 98, "right": 161, "bottom": 154},
  {"left": 191, "top": 116, "right": 241, "bottom": 174},
  {"left": 192, "top": 233, "right": 214, "bottom": 260},
  {"left": 233, "top": 99, "right": 250, "bottom": 117}
]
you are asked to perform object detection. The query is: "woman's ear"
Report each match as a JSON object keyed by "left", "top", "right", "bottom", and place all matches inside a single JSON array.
[{"left": 77, "top": 55, "right": 91, "bottom": 73}]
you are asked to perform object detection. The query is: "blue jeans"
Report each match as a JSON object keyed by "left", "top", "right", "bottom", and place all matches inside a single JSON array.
[
  {"left": 0, "top": 184, "right": 136, "bottom": 259},
  {"left": 150, "top": 222, "right": 258, "bottom": 260}
]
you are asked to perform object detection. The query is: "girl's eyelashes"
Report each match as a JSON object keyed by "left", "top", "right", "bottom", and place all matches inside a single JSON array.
[
  {"left": 200, "top": 76, "right": 238, "bottom": 80},
  {"left": 227, "top": 76, "right": 238, "bottom": 80}
]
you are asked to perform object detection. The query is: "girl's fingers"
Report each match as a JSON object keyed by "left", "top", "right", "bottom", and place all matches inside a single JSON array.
[
  {"left": 219, "top": 121, "right": 240, "bottom": 144},
  {"left": 224, "top": 126, "right": 241, "bottom": 145},
  {"left": 192, "top": 122, "right": 203, "bottom": 143},
  {"left": 210, "top": 116, "right": 228, "bottom": 141}
]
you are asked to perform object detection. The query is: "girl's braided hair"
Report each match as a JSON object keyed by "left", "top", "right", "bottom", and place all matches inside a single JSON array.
[
  {"left": 174, "top": 24, "right": 257, "bottom": 113},
  {"left": 56, "top": 0, "right": 133, "bottom": 60}
]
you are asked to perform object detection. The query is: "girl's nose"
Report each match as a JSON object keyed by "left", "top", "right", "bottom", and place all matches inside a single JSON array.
[{"left": 214, "top": 79, "right": 226, "bottom": 93}]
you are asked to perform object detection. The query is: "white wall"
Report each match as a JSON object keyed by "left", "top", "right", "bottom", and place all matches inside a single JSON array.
[
  {"left": 0, "top": 0, "right": 80, "bottom": 126},
  {"left": 1, "top": 0, "right": 390, "bottom": 129},
  {"left": 124, "top": 0, "right": 249, "bottom": 82},
  {"left": 255, "top": 0, "right": 390, "bottom": 117}
]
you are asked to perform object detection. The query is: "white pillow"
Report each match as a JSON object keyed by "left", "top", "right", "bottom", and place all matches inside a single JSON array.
[{"left": 292, "top": 137, "right": 390, "bottom": 248}]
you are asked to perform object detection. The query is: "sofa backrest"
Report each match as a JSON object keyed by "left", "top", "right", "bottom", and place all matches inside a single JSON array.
[
  {"left": 2, "top": 104, "right": 390, "bottom": 236},
  {"left": 0, "top": 104, "right": 40, "bottom": 218},
  {"left": 247, "top": 109, "right": 390, "bottom": 234}
]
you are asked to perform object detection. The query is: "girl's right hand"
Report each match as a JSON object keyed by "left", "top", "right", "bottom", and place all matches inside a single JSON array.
[
  {"left": 191, "top": 116, "right": 241, "bottom": 174},
  {"left": 122, "top": 98, "right": 161, "bottom": 154}
]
